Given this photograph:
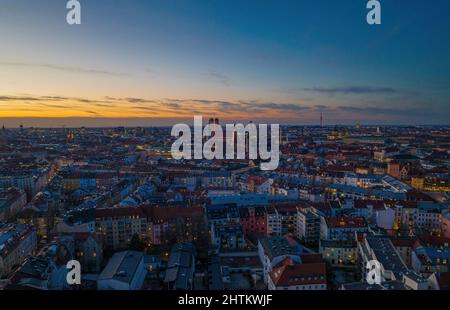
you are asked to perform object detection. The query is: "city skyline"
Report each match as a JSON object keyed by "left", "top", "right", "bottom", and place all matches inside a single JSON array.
[
  {"left": 1, "top": 0, "right": 450, "bottom": 127},
  {"left": 2, "top": 0, "right": 450, "bottom": 296}
]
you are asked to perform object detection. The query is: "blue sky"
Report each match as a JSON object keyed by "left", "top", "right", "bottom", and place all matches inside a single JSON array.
[{"left": 0, "top": 0, "right": 449, "bottom": 126}]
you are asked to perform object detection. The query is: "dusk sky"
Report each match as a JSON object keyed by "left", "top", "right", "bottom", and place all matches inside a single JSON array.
[{"left": 0, "top": 0, "right": 449, "bottom": 127}]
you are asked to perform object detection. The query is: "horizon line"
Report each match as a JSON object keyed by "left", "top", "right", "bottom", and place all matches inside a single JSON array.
[{"left": 1, "top": 117, "right": 449, "bottom": 129}]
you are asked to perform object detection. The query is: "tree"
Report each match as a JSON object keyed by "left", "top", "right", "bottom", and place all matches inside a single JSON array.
[{"left": 129, "top": 233, "right": 144, "bottom": 251}]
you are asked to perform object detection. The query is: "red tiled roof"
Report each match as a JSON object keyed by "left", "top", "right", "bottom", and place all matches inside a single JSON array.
[
  {"left": 300, "top": 254, "right": 325, "bottom": 264},
  {"left": 95, "top": 205, "right": 204, "bottom": 222},
  {"left": 396, "top": 201, "right": 418, "bottom": 209},
  {"left": 270, "top": 262, "right": 327, "bottom": 287},
  {"left": 431, "top": 167, "right": 450, "bottom": 174},
  {"left": 248, "top": 175, "right": 269, "bottom": 185},
  {"left": 269, "top": 203, "right": 299, "bottom": 213},
  {"left": 325, "top": 216, "right": 367, "bottom": 229},
  {"left": 64, "top": 172, "right": 118, "bottom": 179},
  {"left": 391, "top": 238, "right": 416, "bottom": 248},
  {"left": 149, "top": 206, "right": 204, "bottom": 221},
  {"left": 354, "top": 200, "right": 385, "bottom": 210},
  {"left": 419, "top": 234, "right": 450, "bottom": 247},
  {"left": 73, "top": 232, "right": 91, "bottom": 242},
  {"left": 95, "top": 206, "right": 146, "bottom": 219}
]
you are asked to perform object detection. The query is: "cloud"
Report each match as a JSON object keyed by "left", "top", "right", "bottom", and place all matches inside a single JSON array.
[
  {"left": 0, "top": 62, "right": 126, "bottom": 76},
  {"left": 242, "top": 102, "right": 310, "bottom": 112},
  {"left": 0, "top": 95, "right": 113, "bottom": 105},
  {"left": 314, "top": 105, "right": 330, "bottom": 110},
  {"left": 3, "top": 93, "right": 447, "bottom": 123},
  {"left": 0, "top": 96, "right": 41, "bottom": 101},
  {"left": 103, "top": 97, "right": 310, "bottom": 116},
  {"left": 337, "top": 106, "right": 401, "bottom": 114},
  {"left": 282, "top": 86, "right": 399, "bottom": 96},
  {"left": 125, "top": 98, "right": 159, "bottom": 104},
  {"left": 83, "top": 110, "right": 101, "bottom": 115},
  {"left": 129, "top": 106, "right": 157, "bottom": 112},
  {"left": 207, "top": 71, "right": 231, "bottom": 86},
  {"left": 335, "top": 105, "right": 450, "bottom": 120},
  {"left": 37, "top": 103, "right": 74, "bottom": 109},
  {"left": 93, "top": 103, "right": 117, "bottom": 108}
]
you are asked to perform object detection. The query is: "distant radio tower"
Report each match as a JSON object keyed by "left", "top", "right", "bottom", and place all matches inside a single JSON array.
[{"left": 320, "top": 112, "right": 323, "bottom": 127}]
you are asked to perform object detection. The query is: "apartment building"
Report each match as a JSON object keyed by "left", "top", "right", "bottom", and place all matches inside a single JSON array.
[
  {"left": 0, "top": 223, "right": 37, "bottom": 278},
  {"left": 296, "top": 207, "right": 321, "bottom": 245}
]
